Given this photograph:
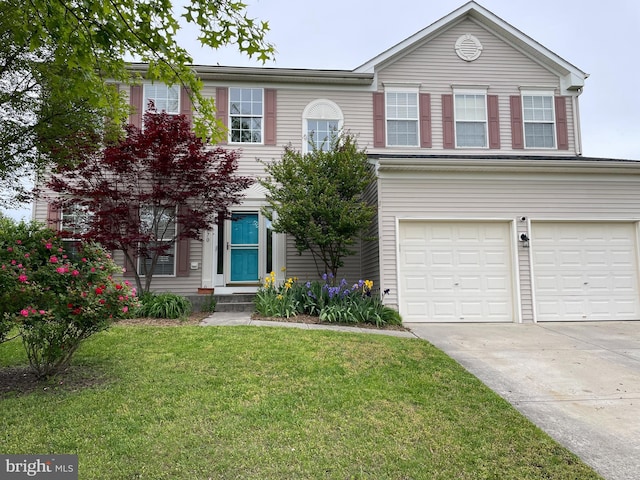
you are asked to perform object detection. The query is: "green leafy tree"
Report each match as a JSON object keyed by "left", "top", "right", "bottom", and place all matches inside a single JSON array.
[
  {"left": 0, "top": 0, "right": 274, "bottom": 205},
  {"left": 259, "top": 133, "right": 376, "bottom": 278}
]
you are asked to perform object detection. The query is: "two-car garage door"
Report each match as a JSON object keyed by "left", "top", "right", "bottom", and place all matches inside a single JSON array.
[{"left": 398, "top": 220, "right": 640, "bottom": 322}]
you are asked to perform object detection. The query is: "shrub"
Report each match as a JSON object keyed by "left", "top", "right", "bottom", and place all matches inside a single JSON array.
[
  {"left": 254, "top": 272, "right": 402, "bottom": 326},
  {"left": 0, "top": 219, "right": 138, "bottom": 378},
  {"left": 136, "top": 292, "right": 192, "bottom": 319}
]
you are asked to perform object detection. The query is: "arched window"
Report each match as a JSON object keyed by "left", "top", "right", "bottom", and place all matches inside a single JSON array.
[{"left": 302, "top": 99, "right": 343, "bottom": 152}]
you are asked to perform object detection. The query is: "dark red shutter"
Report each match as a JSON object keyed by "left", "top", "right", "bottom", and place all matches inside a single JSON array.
[
  {"left": 264, "top": 88, "right": 277, "bottom": 145},
  {"left": 419, "top": 93, "right": 432, "bottom": 148},
  {"left": 180, "top": 87, "right": 193, "bottom": 126},
  {"left": 373, "top": 92, "right": 385, "bottom": 147},
  {"left": 216, "top": 87, "right": 228, "bottom": 145},
  {"left": 510, "top": 95, "right": 524, "bottom": 149},
  {"left": 176, "top": 237, "right": 190, "bottom": 277},
  {"left": 487, "top": 95, "right": 500, "bottom": 149},
  {"left": 123, "top": 247, "right": 136, "bottom": 278},
  {"left": 442, "top": 94, "right": 455, "bottom": 149},
  {"left": 130, "top": 85, "right": 143, "bottom": 128},
  {"left": 555, "top": 96, "right": 569, "bottom": 150},
  {"left": 47, "top": 203, "right": 60, "bottom": 231}
]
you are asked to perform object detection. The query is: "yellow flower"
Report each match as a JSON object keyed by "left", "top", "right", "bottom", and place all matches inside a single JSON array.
[
  {"left": 364, "top": 280, "right": 374, "bottom": 290},
  {"left": 277, "top": 294, "right": 283, "bottom": 300}
]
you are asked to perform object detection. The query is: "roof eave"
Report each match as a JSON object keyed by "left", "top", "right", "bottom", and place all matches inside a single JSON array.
[{"left": 127, "top": 63, "right": 374, "bottom": 86}]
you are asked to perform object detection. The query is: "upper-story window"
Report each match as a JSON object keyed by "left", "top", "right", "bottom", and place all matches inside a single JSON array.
[
  {"left": 522, "top": 92, "right": 556, "bottom": 148},
  {"left": 230, "top": 87, "right": 263, "bottom": 143},
  {"left": 454, "top": 91, "right": 487, "bottom": 148},
  {"left": 386, "top": 90, "right": 418, "bottom": 146},
  {"left": 144, "top": 83, "right": 180, "bottom": 114},
  {"left": 302, "top": 99, "right": 343, "bottom": 152}
]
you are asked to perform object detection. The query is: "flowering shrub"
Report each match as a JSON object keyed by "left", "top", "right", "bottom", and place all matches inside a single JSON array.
[
  {"left": 0, "top": 219, "right": 138, "bottom": 378},
  {"left": 254, "top": 271, "right": 402, "bottom": 326}
]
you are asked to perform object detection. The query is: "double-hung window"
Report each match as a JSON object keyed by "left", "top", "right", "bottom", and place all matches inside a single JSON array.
[
  {"left": 139, "top": 206, "right": 176, "bottom": 276},
  {"left": 386, "top": 90, "right": 418, "bottom": 146},
  {"left": 143, "top": 83, "right": 180, "bottom": 114},
  {"left": 60, "top": 204, "right": 91, "bottom": 255},
  {"left": 230, "top": 88, "right": 263, "bottom": 143},
  {"left": 454, "top": 91, "right": 487, "bottom": 148},
  {"left": 522, "top": 91, "right": 556, "bottom": 148}
]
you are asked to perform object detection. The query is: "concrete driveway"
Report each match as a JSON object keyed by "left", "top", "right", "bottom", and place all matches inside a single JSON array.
[{"left": 406, "top": 321, "right": 640, "bottom": 480}]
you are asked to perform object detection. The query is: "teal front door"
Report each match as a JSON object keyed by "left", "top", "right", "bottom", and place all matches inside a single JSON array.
[{"left": 229, "top": 213, "right": 259, "bottom": 282}]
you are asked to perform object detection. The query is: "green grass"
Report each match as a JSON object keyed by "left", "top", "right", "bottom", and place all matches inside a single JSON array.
[{"left": 0, "top": 326, "right": 602, "bottom": 479}]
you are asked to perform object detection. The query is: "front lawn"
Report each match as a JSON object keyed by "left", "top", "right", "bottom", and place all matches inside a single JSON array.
[{"left": 0, "top": 326, "right": 602, "bottom": 479}]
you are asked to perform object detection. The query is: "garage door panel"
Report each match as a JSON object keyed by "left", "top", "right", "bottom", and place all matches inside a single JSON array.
[
  {"left": 399, "top": 221, "right": 514, "bottom": 322},
  {"left": 532, "top": 222, "right": 640, "bottom": 321}
]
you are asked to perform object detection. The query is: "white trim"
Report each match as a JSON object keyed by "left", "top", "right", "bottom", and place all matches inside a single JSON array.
[
  {"left": 453, "top": 91, "right": 488, "bottom": 149},
  {"left": 353, "top": 1, "right": 587, "bottom": 93},
  {"left": 228, "top": 87, "right": 265, "bottom": 145},
  {"left": 520, "top": 91, "right": 557, "bottom": 150},
  {"left": 142, "top": 82, "right": 180, "bottom": 114},
  {"left": 529, "top": 219, "right": 640, "bottom": 322},
  {"left": 385, "top": 88, "right": 420, "bottom": 147},
  {"left": 301, "top": 99, "right": 344, "bottom": 153},
  {"left": 396, "top": 217, "right": 520, "bottom": 323}
]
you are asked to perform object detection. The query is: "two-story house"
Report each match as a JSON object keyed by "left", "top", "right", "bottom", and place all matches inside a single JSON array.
[{"left": 37, "top": 1, "right": 640, "bottom": 323}]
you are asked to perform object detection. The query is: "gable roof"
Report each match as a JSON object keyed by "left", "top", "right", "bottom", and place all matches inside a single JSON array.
[{"left": 354, "top": 1, "right": 588, "bottom": 92}]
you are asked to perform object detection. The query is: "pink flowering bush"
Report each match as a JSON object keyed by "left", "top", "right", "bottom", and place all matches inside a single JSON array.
[{"left": 1, "top": 218, "right": 138, "bottom": 378}]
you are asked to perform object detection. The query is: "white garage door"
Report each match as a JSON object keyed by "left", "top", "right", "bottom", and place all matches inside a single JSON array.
[
  {"left": 532, "top": 222, "right": 640, "bottom": 321},
  {"left": 398, "top": 221, "right": 515, "bottom": 322}
]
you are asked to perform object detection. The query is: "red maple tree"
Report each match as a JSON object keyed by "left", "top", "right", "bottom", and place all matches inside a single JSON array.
[{"left": 47, "top": 108, "right": 253, "bottom": 293}]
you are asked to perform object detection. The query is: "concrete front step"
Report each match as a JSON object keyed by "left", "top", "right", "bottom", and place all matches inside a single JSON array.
[
  {"left": 187, "top": 293, "right": 256, "bottom": 313},
  {"left": 212, "top": 294, "right": 256, "bottom": 313}
]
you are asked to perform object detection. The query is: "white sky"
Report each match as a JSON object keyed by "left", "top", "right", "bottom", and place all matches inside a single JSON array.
[{"left": 4, "top": 0, "right": 639, "bottom": 220}]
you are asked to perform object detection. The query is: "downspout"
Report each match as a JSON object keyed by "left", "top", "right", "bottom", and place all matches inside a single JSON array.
[{"left": 573, "top": 89, "right": 583, "bottom": 156}]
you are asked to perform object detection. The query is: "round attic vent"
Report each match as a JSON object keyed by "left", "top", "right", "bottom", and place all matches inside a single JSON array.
[{"left": 455, "top": 34, "right": 483, "bottom": 61}]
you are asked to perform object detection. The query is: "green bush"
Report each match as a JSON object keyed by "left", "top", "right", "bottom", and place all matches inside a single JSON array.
[
  {"left": 136, "top": 292, "right": 192, "bottom": 319},
  {"left": 254, "top": 272, "right": 402, "bottom": 326},
  {"left": 0, "top": 218, "right": 138, "bottom": 378}
]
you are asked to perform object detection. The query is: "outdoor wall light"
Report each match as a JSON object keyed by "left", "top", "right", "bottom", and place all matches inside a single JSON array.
[{"left": 520, "top": 233, "right": 530, "bottom": 248}]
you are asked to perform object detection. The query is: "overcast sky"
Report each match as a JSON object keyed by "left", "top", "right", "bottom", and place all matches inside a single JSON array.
[
  {"left": 4, "top": 0, "right": 638, "bottom": 220},
  {"left": 182, "top": 0, "right": 639, "bottom": 160}
]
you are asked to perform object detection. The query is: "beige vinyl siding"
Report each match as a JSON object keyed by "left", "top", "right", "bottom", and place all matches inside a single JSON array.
[
  {"left": 208, "top": 86, "right": 375, "bottom": 178},
  {"left": 113, "top": 238, "right": 203, "bottom": 295},
  {"left": 284, "top": 236, "right": 363, "bottom": 283},
  {"left": 378, "top": 167, "right": 640, "bottom": 322},
  {"left": 360, "top": 168, "right": 380, "bottom": 287},
  {"left": 373, "top": 19, "right": 576, "bottom": 156}
]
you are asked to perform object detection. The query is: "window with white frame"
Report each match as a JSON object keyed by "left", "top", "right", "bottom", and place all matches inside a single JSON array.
[
  {"left": 230, "top": 87, "right": 263, "bottom": 143},
  {"left": 302, "top": 99, "right": 343, "bottom": 152},
  {"left": 522, "top": 92, "right": 556, "bottom": 148},
  {"left": 60, "top": 204, "right": 91, "bottom": 255},
  {"left": 60, "top": 204, "right": 91, "bottom": 239},
  {"left": 143, "top": 83, "right": 180, "bottom": 114},
  {"left": 454, "top": 92, "right": 487, "bottom": 147},
  {"left": 386, "top": 91, "right": 418, "bottom": 146},
  {"left": 138, "top": 206, "right": 176, "bottom": 276}
]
